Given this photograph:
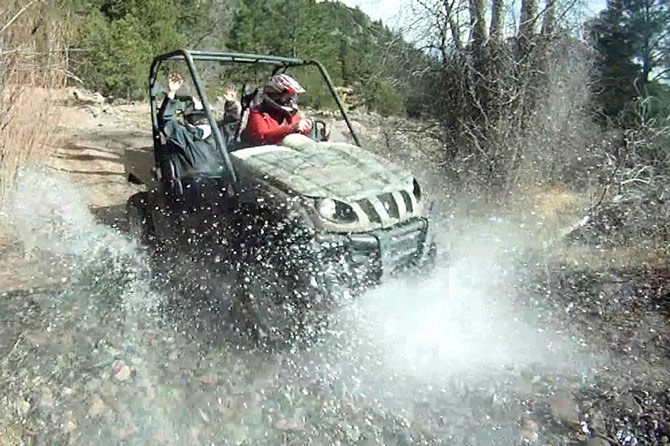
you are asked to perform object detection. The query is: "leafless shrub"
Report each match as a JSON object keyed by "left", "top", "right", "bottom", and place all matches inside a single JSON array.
[
  {"left": 443, "top": 37, "right": 602, "bottom": 196},
  {"left": 406, "top": 0, "right": 603, "bottom": 199},
  {"left": 0, "top": 0, "right": 67, "bottom": 219}
]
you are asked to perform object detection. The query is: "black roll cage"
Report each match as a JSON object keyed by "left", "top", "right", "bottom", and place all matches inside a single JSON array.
[{"left": 149, "top": 50, "right": 362, "bottom": 185}]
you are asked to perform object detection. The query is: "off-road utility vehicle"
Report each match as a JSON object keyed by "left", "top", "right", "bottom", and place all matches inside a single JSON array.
[{"left": 124, "top": 50, "right": 436, "bottom": 344}]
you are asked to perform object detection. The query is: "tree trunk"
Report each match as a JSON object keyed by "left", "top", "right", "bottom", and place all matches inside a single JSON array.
[
  {"left": 490, "top": 0, "right": 503, "bottom": 41},
  {"left": 541, "top": 0, "right": 555, "bottom": 35},
  {"left": 519, "top": 0, "right": 538, "bottom": 40},
  {"left": 518, "top": 0, "right": 538, "bottom": 58},
  {"left": 442, "top": 0, "right": 463, "bottom": 51},
  {"left": 469, "top": 0, "right": 488, "bottom": 45}
]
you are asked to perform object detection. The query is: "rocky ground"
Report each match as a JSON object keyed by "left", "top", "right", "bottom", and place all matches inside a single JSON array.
[{"left": 1, "top": 90, "right": 669, "bottom": 446}]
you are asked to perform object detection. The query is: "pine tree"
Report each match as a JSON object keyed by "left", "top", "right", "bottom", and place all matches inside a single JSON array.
[
  {"left": 589, "top": 1, "right": 641, "bottom": 120},
  {"left": 590, "top": 0, "right": 670, "bottom": 121}
]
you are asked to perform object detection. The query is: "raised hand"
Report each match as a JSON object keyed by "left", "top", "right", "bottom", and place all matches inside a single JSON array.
[
  {"left": 167, "top": 73, "right": 184, "bottom": 98},
  {"left": 223, "top": 85, "right": 238, "bottom": 102}
]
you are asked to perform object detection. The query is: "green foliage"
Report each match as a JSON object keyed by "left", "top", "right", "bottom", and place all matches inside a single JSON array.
[
  {"left": 228, "top": 0, "right": 432, "bottom": 116},
  {"left": 590, "top": 0, "right": 670, "bottom": 124},
  {"left": 637, "top": 82, "right": 670, "bottom": 124},
  {"left": 620, "top": 0, "right": 670, "bottom": 86},
  {"left": 70, "top": 0, "right": 211, "bottom": 98},
  {"left": 365, "top": 79, "right": 405, "bottom": 117},
  {"left": 68, "top": 0, "right": 434, "bottom": 114},
  {"left": 589, "top": 7, "right": 640, "bottom": 122}
]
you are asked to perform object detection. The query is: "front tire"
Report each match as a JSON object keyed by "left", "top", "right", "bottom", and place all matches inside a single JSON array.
[
  {"left": 126, "top": 192, "right": 154, "bottom": 245},
  {"left": 231, "top": 213, "right": 337, "bottom": 349}
]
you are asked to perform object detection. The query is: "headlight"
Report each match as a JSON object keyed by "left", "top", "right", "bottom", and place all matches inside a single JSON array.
[
  {"left": 316, "top": 198, "right": 358, "bottom": 223},
  {"left": 412, "top": 179, "right": 422, "bottom": 202}
]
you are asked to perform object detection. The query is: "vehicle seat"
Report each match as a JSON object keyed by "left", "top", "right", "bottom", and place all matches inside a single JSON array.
[{"left": 231, "top": 85, "right": 259, "bottom": 151}]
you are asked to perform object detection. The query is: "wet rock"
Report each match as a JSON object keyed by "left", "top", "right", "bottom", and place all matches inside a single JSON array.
[
  {"left": 60, "top": 332, "right": 74, "bottom": 348},
  {"left": 64, "top": 419, "right": 77, "bottom": 433},
  {"left": 113, "top": 363, "right": 131, "bottom": 381},
  {"left": 619, "top": 393, "right": 643, "bottom": 417},
  {"left": 101, "top": 380, "right": 118, "bottom": 397},
  {"left": 217, "top": 404, "right": 235, "bottom": 420},
  {"left": 232, "top": 425, "right": 246, "bottom": 444},
  {"left": 17, "top": 399, "right": 31, "bottom": 417},
  {"left": 341, "top": 394, "right": 355, "bottom": 416},
  {"left": 274, "top": 418, "right": 305, "bottom": 431},
  {"left": 550, "top": 393, "right": 579, "bottom": 425},
  {"left": 522, "top": 419, "right": 540, "bottom": 444},
  {"left": 198, "top": 374, "right": 218, "bottom": 386},
  {"left": 113, "top": 419, "right": 138, "bottom": 441},
  {"left": 89, "top": 397, "right": 106, "bottom": 417},
  {"left": 39, "top": 386, "right": 54, "bottom": 408},
  {"left": 146, "top": 332, "right": 159, "bottom": 344},
  {"left": 587, "top": 437, "right": 612, "bottom": 446},
  {"left": 587, "top": 409, "right": 606, "bottom": 433}
]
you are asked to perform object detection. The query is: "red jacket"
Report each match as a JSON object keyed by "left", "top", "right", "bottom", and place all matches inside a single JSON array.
[{"left": 243, "top": 107, "right": 303, "bottom": 146}]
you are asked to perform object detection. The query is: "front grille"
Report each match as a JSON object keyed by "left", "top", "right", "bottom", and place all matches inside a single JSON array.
[
  {"left": 400, "top": 190, "right": 413, "bottom": 213},
  {"left": 315, "top": 218, "right": 430, "bottom": 283},
  {"left": 356, "top": 188, "right": 415, "bottom": 225},
  {"left": 378, "top": 218, "right": 426, "bottom": 273},
  {"left": 378, "top": 192, "right": 400, "bottom": 218},
  {"left": 357, "top": 198, "right": 381, "bottom": 223}
]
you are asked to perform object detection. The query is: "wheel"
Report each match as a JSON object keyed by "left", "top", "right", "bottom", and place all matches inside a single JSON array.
[
  {"left": 230, "top": 211, "right": 339, "bottom": 349},
  {"left": 126, "top": 192, "right": 154, "bottom": 244}
]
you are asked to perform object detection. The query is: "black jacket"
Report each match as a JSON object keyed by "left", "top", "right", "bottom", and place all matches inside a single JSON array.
[{"left": 157, "top": 97, "right": 228, "bottom": 178}]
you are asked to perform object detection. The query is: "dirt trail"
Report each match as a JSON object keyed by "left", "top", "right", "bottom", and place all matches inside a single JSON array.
[{"left": 1, "top": 93, "right": 670, "bottom": 446}]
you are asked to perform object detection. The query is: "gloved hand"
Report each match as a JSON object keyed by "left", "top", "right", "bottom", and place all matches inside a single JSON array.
[{"left": 294, "top": 118, "right": 313, "bottom": 134}]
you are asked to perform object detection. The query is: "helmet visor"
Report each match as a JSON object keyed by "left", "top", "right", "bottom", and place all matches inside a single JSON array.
[{"left": 275, "top": 91, "right": 298, "bottom": 107}]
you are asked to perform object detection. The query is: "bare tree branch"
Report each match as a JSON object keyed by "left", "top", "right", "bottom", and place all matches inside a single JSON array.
[{"left": 0, "top": 0, "right": 39, "bottom": 35}]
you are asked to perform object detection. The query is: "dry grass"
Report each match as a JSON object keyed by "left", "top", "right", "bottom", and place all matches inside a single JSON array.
[
  {"left": 0, "top": 422, "right": 22, "bottom": 446},
  {"left": 0, "top": 0, "right": 66, "bottom": 236}
]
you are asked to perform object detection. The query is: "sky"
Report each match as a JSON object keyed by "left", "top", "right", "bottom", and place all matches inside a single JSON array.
[{"left": 345, "top": 0, "right": 608, "bottom": 28}]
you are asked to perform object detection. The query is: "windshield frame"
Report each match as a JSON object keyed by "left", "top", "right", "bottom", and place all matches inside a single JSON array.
[{"left": 149, "top": 50, "right": 362, "bottom": 184}]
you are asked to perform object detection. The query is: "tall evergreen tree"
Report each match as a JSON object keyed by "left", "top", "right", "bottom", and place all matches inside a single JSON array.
[
  {"left": 589, "top": 1, "right": 641, "bottom": 120},
  {"left": 590, "top": 0, "right": 670, "bottom": 121}
]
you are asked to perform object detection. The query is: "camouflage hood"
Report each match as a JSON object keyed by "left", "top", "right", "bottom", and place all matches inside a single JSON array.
[{"left": 231, "top": 136, "right": 413, "bottom": 201}]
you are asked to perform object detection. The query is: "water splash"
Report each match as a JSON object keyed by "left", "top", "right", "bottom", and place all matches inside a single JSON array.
[{"left": 0, "top": 169, "right": 595, "bottom": 446}]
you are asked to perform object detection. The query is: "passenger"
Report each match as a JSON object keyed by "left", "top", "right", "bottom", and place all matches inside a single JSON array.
[
  {"left": 219, "top": 85, "right": 242, "bottom": 146},
  {"left": 158, "top": 73, "right": 238, "bottom": 178},
  {"left": 242, "top": 74, "right": 313, "bottom": 146}
]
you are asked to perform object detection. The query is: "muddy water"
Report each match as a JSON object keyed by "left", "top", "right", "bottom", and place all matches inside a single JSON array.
[{"left": 0, "top": 169, "right": 597, "bottom": 445}]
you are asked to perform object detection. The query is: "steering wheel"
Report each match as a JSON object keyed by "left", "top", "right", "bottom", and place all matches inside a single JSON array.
[{"left": 306, "top": 120, "right": 330, "bottom": 142}]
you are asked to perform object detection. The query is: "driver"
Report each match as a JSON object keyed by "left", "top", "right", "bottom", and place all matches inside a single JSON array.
[{"left": 242, "top": 74, "right": 313, "bottom": 146}]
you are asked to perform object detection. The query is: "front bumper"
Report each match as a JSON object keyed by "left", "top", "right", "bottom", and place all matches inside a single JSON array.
[{"left": 314, "top": 217, "right": 434, "bottom": 282}]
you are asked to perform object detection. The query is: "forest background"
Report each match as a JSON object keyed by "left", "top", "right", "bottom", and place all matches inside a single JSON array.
[{"left": 1, "top": 0, "right": 669, "bottom": 199}]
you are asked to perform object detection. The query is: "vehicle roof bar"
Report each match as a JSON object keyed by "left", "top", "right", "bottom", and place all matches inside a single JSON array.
[{"left": 150, "top": 50, "right": 362, "bottom": 176}]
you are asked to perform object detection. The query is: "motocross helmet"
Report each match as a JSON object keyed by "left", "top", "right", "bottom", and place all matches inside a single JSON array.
[{"left": 262, "top": 74, "right": 305, "bottom": 116}]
